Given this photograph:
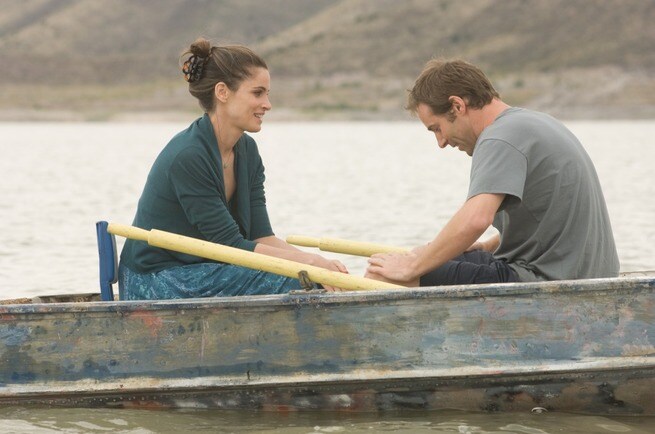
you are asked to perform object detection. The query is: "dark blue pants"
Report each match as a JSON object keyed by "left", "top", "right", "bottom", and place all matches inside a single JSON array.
[{"left": 419, "top": 250, "right": 518, "bottom": 286}]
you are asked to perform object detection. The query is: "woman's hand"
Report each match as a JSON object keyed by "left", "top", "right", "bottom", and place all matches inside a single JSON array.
[
  {"left": 306, "top": 254, "right": 348, "bottom": 292},
  {"left": 254, "top": 240, "right": 348, "bottom": 291},
  {"left": 306, "top": 253, "right": 347, "bottom": 272}
]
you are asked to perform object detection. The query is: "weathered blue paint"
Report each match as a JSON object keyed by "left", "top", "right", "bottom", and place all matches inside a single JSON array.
[{"left": 0, "top": 276, "right": 654, "bottom": 414}]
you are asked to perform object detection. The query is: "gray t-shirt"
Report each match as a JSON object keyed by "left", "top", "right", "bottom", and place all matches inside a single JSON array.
[{"left": 468, "top": 108, "right": 619, "bottom": 281}]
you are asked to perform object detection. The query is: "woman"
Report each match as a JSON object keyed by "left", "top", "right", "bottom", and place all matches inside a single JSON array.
[{"left": 119, "top": 38, "right": 346, "bottom": 300}]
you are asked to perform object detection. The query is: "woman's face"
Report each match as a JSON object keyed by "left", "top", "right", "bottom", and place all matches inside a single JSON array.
[{"left": 222, "top": 67, "right": 271, "bottom": 133}]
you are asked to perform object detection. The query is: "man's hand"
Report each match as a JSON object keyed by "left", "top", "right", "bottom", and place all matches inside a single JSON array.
[
  {"left": 367, "top": 251, "right": 420, "bottom": 284},
  {"left": 465, "top": 241, "right": 485, "bottom": 252},
  {"left": 465, "top": 233, "right": 500, "bottom": 253}
]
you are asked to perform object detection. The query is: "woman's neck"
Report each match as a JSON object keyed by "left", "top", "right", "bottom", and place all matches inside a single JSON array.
[{"left": 209, "top": 111, "right": 241, "bottom": 156}]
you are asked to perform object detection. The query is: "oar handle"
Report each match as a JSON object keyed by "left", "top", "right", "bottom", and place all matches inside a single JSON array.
[
  {"left": 286, "top": 235, "right": 320, "bottom": 248},
  {"left": 108, "top": 224, "right": 405, "bottom": 291},
  {"left": 286, "top": 235, "right": 408, "bottom": 257},
  {"left": 109, "top": 223, "right": 149, "bottom": 241}
]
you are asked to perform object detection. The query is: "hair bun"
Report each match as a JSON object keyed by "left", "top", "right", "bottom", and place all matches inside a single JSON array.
[{"left": 189, "top": 37, "right": 212, "bottom": 58}]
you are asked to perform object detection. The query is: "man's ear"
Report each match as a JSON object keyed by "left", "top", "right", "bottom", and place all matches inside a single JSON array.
[
  {"left": 448, "top": 96, "right": 466, "bottom": 114},
  {"left": 215, "top": 82, "right": 230, "bottom": 103}
]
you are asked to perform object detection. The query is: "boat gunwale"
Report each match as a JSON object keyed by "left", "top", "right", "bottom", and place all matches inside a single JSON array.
[{"left": 1, "top": 275, "right": 653, "bottom": 316}]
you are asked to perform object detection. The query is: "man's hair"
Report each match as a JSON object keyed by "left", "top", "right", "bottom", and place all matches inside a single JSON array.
[{"left": 407, "top": 59, "right": 500, "bottom": 115}]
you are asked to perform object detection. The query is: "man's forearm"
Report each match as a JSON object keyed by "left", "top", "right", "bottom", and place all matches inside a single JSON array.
[
  {"left": 413, "top": 214, "right": 487, "bottom": 277},
  {"left": 413, "top": 194, "right": 504, "bottom": 277}
]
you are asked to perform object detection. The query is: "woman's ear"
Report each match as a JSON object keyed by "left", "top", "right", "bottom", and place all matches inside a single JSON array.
[{"left": 214, "top": 82, "right": 230, "bottom": 103}]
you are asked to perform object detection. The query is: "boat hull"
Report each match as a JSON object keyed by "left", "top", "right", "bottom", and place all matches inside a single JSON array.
[{"left": 1, "top": 276, "right": 654, "bottom": 414}]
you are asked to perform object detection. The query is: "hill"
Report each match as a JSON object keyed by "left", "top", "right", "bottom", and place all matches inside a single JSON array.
[{"left": 1, "top": 0, "right": 654, "bottom": 120}]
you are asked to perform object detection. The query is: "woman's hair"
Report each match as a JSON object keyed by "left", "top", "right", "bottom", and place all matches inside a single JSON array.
[
  {"left": 407, "top": 59, "right": 499, "bottom": 116},
  {"left": 181, "top": 37, "right": 268, "bottom": 112}
]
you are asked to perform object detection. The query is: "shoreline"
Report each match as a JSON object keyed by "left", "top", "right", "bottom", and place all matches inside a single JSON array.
[{"left": 1, "top": 105, "right": 655, "bottom": 123}]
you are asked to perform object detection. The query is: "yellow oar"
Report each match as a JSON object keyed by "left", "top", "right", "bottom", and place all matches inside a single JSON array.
[
  {"left": 108, "top": 223, "right": 405, "bottom": 291},
  {"left": 286, "top": 235, "right": 408, "bottom": 257}
]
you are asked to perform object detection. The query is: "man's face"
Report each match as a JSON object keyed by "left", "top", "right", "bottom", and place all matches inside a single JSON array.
[{"left": 416, "top": 103, "right": 477, "bottom": 156}]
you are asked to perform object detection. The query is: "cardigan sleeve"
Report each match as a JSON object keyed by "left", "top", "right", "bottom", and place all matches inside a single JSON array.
[
  {"left": 248, "top": 154, "right": 274, "bottom": 240},
  {"left": 168, "top": 146, "right": 257, "bottom": 252}
]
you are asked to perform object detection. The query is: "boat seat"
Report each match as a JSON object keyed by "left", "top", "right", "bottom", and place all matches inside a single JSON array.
[{"left": 95, "top": 221, "right": 118, "bottom": 301}]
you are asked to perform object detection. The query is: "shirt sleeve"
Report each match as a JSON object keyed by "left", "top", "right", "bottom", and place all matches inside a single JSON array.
[
  {"left": 168, "top": 147, "right": 257, "bottom": 251},
  {"left": 468, "top": 138, "right": 528, "bottom": 202}
]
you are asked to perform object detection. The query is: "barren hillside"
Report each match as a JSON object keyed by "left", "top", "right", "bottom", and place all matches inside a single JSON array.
[{"left": 1, "top": 0, "right": 653, "bottom": 120}]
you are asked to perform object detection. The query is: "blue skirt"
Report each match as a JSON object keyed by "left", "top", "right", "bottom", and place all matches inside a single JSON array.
[{"left": 118, "top": 262, "right": 301, "bottom": 300}]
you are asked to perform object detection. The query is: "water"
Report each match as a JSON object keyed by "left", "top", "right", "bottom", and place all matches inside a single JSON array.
[
  {"left": 1, "top": 120, "right": 654, "bottom": 432},
  {"left": 1, "top": 407, "right": 654, "bottom": 433}
]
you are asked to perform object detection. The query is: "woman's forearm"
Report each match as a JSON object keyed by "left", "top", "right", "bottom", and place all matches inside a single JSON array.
[
  {"left": 254, "top": 237, "right": 347, "bottom": 274},
  {"left": 254, "top": 238, "right": 314, "bottom": 264},
  {"left": 255, "top": 235, "right": 301, "bottom": 252}
]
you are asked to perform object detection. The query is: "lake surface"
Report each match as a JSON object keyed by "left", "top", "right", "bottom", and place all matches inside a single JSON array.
[{"left": 0, "top": 120, "right": 654, "bottom": 432}]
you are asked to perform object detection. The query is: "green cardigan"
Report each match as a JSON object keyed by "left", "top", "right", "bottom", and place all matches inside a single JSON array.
[{"left": 120, "top": 114, "right": 274, "bottom": 273}]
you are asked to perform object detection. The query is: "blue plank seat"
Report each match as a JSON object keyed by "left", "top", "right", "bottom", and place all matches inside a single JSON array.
[{"left": 95, "top": 221, "right": 118, "bottom": 301}]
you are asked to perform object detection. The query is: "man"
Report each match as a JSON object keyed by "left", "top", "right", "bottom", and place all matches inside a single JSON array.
[{"left": 366, "top": 59, "right": 619, "bottom": 286}]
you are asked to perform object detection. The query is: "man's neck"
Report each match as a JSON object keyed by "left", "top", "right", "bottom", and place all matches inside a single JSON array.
[{"left": 470, "top": 98, "right": 511, "bottom": 137}]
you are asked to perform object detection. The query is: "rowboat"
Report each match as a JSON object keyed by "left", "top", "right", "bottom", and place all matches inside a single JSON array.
[{"left": 2, "top": 272, "right": 654, "bottom": 414}]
